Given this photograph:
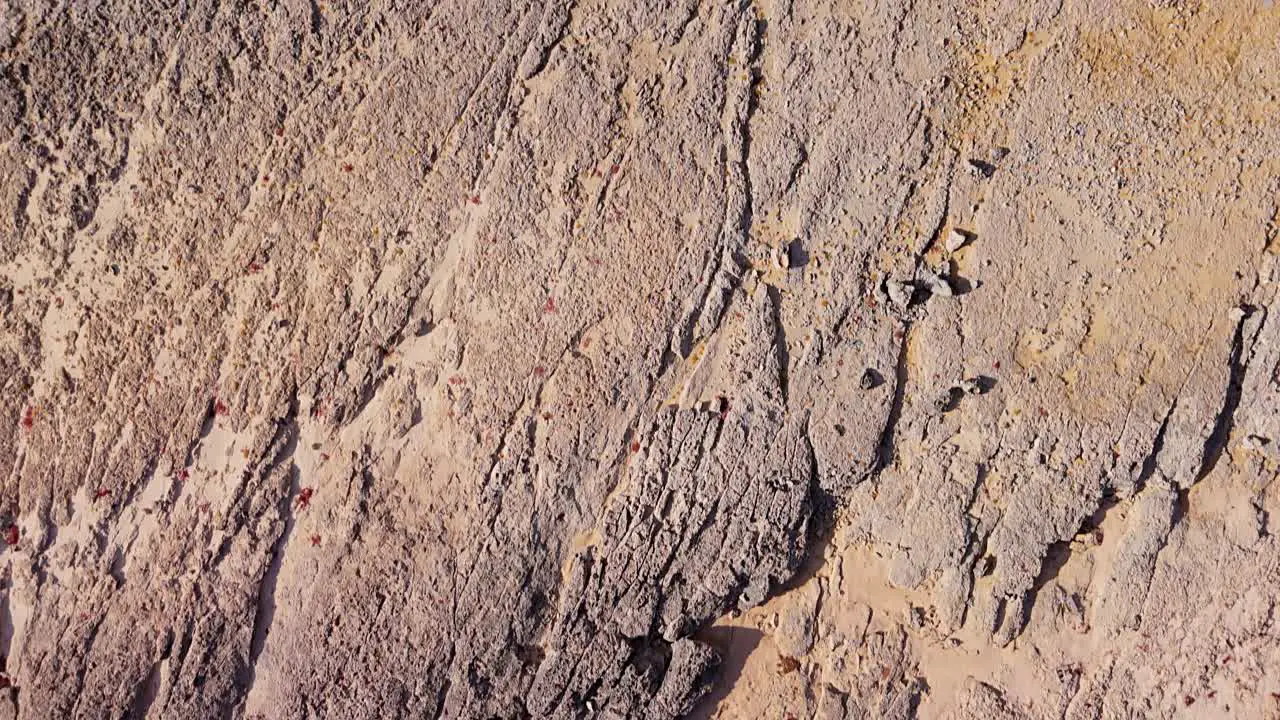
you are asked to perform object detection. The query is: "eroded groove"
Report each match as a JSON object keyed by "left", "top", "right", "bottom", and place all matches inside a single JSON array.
[
  {"left": 1196, "top": 304, "right": 1260, "bottom": 482},
  {"left": 240, "top": 414, "right": 302, "bottom": 702},
  {"left": 766, "top": 284, "right": 789, "bottom": 405},
  {"left": 127, "top": 659, "right": 163, "bottom": 720},
  {"left": 874, "top": 322, "right": 912, "bottom": 474}
]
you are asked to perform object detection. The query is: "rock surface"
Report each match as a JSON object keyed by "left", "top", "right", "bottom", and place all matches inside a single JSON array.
[{"left": 1, "top": 0, "right": 1279, "bottom": 718}]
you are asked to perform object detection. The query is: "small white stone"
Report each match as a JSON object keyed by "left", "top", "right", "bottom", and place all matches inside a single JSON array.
[
  {"left": 886, "top": 279, "right": 914, "bottom": 309},
  {"left": 919, "top": 269, "right": 953, "bottom": 297},
  {"left": 946, "top": 228, "right": 973, "bottom": 253}
]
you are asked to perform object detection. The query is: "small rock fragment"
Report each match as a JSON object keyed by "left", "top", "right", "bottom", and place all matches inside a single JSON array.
[
  {"left": 886, "top": 279, "right": 914, "bottom": 309},
  {"left": 936, "top": 386, "right": 965, "bottom": 413},
  {"left": 787, "top": 238, "right": 809, "bottom": 268},
  {"left": 918, "top": 268, "right": 954, "bottom": 297},
  {"left": 906, "top": 606, "right": 926, "bottom": 628},
  {"left": 1242, "top": 434, "right": 1272, "bottom": 450},
  {"left": 946, "top": 228, "right": 975, "bottom": 253},
  {"left": 860, "top": 368, "right": 881, "bottom": 390},
  {"left": 966, "top": 157, "right": 997, "bottom": 178},
  {"left": 774, "top": 584, "right": 820, "bottom": 657},
  {"left": 773, "top": 245, "right": 788, "bottom": 269}
]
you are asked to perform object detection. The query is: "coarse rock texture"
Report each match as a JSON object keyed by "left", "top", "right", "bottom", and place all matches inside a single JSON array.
[{"left": 1, "top": 0, "right": 1279, "bottom": 719}]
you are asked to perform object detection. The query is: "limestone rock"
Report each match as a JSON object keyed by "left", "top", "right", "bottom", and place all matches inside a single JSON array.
[{"left": 2, "top": 1, "right": 1279, "bottom": 719}]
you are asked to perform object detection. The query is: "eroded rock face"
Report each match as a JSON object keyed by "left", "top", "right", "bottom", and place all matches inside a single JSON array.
[{"left": 1, "top": 0, "right": 1278, "bottom": 718}]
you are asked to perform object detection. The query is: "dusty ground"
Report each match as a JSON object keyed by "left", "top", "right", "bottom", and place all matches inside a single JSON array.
[{"left": 1, "top": 0, "right": 1279, "bottom": 718}]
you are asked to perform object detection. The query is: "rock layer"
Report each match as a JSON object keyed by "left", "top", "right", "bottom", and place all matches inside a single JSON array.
[{"left": 1, "top": 0, "right": 1279, "bottom": 718}]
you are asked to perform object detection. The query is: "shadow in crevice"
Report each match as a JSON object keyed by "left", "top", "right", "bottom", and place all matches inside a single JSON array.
[
  {"left": 686, "top": 627, "right": 764, "bottom": 720},
  {"left": 1028, "top": 491, "right": 1124, "bottom": 615},
  {"left": 1197, "top": 304, "right": 1258, "bottom": 483},
  {"left": 127, "top": 659, "right": 163, "bottom": 720}
]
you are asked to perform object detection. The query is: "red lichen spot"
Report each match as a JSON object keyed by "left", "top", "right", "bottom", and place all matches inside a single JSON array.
[
  {"left": 448, "top": 375, "right": 465, "bottom": 386},
  {"left": 93, "top": 488, "right": 111, "bottom": 501},
  {"left": 309, "top": 534, "right": 322, "bottom": 547},
  {"left": 580, "top": 337, "right": 592, "bottom": 349},
  {"left": 610, "top": 163, "right": 620, "bottom": 175},
  {"left": 1184, "top": 696, "right": 1195, "bottom": 707},
  {"left": 319, "top": 452, "right": 330, "bottom": 462},
  {"left": 296, "top": 487, "right": 314, "bottom": 511},
  {"left": 1222, "top": 655, "right": 1233, "bottom": 665},
  {"left": 213, "top": 399, "right": 229, "bottom": 416},
  {"left": 54, "top": 296, "right": 64, "bottom": 308},
  {"left": 470, "top": 194, "right": 481, "bottom": 205},
  {"left": 341, "top": 163, "right": 353, "bottom": 173},
  {"left": 4, "top": 526, "right": 18, "bottom": 546},
  {"left": 994, "top": 360, "right": 1002, "bottom": 370},
  {"left": 179, "top": 468, "right": 190, "bottom": 482},
  {"left": 532, "top": 366, "right": 546, "bottom": 378},
  {"left": 274, "top": 126, "right": 285, "bottom": 137},
  {"left": 1039, "top": 407, "right": 1048, "bottom": 418},
  {"left": 197, "top": 502, "right": 210, "bottom": 513},
  {"left": 261, "top": 175, "right": 270, "bottom": 184},
  {"left": 20, "top": 406, "right": 34, "bottom": 429},
  {"left": 543, "top": 296, "right": 557, "bottom": 314},
  {"left": 541, "top": 411, "right": 553, "bottom": 421},
  {"left": 247, "top": 261, "right": 263, "bottom": 274},
  {"left": 1208, "top": 691, "right": 1217, "bottom": 699},
  {"left": 630, "top": 440, "right": 641, "bottom": 454}
]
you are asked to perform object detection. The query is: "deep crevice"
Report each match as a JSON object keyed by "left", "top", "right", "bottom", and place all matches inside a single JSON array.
[
  {"left": 239, "top": 418, "right": 302, "bottom": 701},
  {"left": 874, "top": 322, "right": 912, "bottom": 473},
  {"left": 766, "top": 284, "right": 789, "bottom": 406},
  {"left": 1134, "top": 397, "right": 1177, "bottom": 490},
  {"left": 1196, "top": 305, "right": 1259, "bottom": 482},
  {"left": 127, "top": 659, "right": 163, "bottom": 720}
]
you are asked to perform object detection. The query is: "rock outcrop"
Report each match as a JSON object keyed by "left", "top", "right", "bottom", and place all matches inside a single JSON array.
[{"left": 1, "top": 1, "right": 1278, "bottom": 718}]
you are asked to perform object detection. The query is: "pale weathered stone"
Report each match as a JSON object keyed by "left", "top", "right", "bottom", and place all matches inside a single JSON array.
[{"left": 2, "top": 2, "right": 1279, "bottom": 719}]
